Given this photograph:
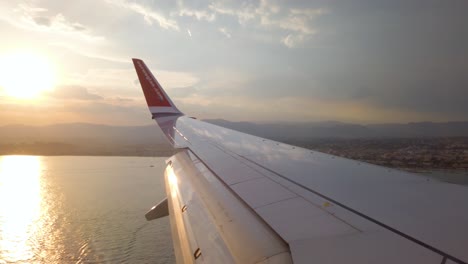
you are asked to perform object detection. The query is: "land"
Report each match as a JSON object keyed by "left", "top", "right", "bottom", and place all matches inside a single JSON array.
[
  {"left": 1, "top": 122, "right": 468, "bottom": 171},
  {"left": 0, "top": 123, "right": 174, "bottom": 157},
  {"left": 204, "top": 119, "right": 468, "bottom": 171},
  {"left": 2, "top": 137, "right": 468, "bottom": 172},
  {"left": 287, "top": 137, "right": 468, "bottom": 171},
  {"left": 0, "top": 141, "right": 174, "bottom": 157}
]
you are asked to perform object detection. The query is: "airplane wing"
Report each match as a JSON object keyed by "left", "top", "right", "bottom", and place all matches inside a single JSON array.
[{"left": 133, "top": 58, "right": 468, "bottom": 264}]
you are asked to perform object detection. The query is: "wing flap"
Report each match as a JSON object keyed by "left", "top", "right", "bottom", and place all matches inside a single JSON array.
[{"left": 166, "top": 149, "right": 292, "bottom": 263}]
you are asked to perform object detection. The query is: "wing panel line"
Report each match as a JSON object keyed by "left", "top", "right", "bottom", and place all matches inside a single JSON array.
[
  {"left": 184, "top": 148, "right": 291, "bottom": 248},
  {"left": 236, "top": 154, "right": 467, "bottom": 264}
]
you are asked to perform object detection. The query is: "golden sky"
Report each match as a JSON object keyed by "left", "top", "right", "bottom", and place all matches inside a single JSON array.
[{"left": 1, "top": 0, "right": 467, "bottom": 125}]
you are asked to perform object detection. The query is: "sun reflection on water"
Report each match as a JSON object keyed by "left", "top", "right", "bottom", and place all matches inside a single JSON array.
[
  {"left": 0, "top": 156, "right": 174, "bottom": 263},
  {"left": 0, "top": 156, "right": 43, "bottom": 262}
]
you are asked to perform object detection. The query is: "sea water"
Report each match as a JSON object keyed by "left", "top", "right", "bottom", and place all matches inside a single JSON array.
[{"left": 0, "top": 156, "right": 174, "bottom": 263}]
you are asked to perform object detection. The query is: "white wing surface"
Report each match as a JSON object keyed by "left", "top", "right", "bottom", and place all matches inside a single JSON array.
[{"left": 133, "top": 59, "right": 468, "bottom": 264}]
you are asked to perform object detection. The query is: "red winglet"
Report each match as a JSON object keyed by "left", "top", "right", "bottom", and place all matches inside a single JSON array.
[{"left": 132, "top": 58, "right": 182, "bottom": 115}]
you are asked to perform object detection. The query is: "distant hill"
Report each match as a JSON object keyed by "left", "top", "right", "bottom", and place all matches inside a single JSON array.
[
  {"left": 203, "top": 119, "right": 468, "bottom": 140},
  {"left": 1, "top": 121, "right": 467, "bottom": 156},
  {"left": 0, "top": 123, "right": 173, "bottom": 156},
  {"left": 0, "top": 123, "right": 166, "bottom": 144},
  {"left": 2, "top": 121, "right": 468, "bottom": 143}
]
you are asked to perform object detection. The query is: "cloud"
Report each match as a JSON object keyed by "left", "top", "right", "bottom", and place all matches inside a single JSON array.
[
  {"left": 151, "top": 69, "right": 200, "bottom": 89},
  {"left": 275, "top": 8, "right": 325, "bottom": 35},
  {"left": 176, "top": 8, "right": 216, "bottom": 22},
  {"left": 47, "top": 42, "right": 129, "bottom": 63},
  {"left": 208, "top": 2, "right": 256, "bottom": 25},
  {"left": 47, "top": 86, "right": 103, "bottom": 100},
  {"left": 257, "top": 6, "right": 327, "bottom": 47},
  {"left": 208, "top": 0, "right": 327, "bottom": 47},
  {"left": 168, "top": 0, "right": 327, "bottom": 47},
  {"left": 218, "top": 27, "right": 231, "bottom": 38},
  {"left": 169, "top": 86, "right": 198, "bottom": 98},
  {"left": 106, "top": 0, "right": 179, "bottom": 30},
  {"left": 0, "top": 2, "right": 132, "bottom": 65},
  {"left": 113, "top": 97, "right": 135, "bottom": 103},
  {"left": 281, "top": 34, "right": 305, "bottom": 48},
  {"left": 176, "top": 93, "right": 455, "bottom": 124},
  {"left": 0, "top": 99, "right": 151, "bottom": 126},
  {"left": 31, "top": 16, "right": 52, "bottom": 26},
  {"left": 172, "top": 0, "right": 216, "bottom": 22},
  {"left": 64, "top": 67, "right": 199, "bottom": 100},
  {"left": 4, "top": 3, "right": 104, "bottom": 42}
]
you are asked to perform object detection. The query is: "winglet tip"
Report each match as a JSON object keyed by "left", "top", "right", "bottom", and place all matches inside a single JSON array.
[{"left": 132, "top": 58, "right": 182, "bottom": 115}]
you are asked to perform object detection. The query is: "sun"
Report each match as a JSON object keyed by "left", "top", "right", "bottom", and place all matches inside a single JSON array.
[{"left": 0, "top": 52, "right": 55, "bottom": 99}]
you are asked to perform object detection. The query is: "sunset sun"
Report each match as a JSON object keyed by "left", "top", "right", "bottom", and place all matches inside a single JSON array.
[{"left": 0, "top": 52, "right": 55, "bottom": 99}]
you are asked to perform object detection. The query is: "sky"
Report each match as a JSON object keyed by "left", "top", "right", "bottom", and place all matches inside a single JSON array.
[{"left": 0, "top": 0, "right": 467, "bottom": 125}]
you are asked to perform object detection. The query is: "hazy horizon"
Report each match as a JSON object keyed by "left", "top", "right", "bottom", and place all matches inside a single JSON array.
[
  {"left": 2, "top": 119, "right": 468, "bottom": 139},
  {"left": 4, "top": 118, "right": 468, "bottom": 128}
]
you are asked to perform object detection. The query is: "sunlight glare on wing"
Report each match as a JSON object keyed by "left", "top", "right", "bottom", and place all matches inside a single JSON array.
[
  {"left": 0, "top": 52, "right": 56, "bottom": 99},
  {"left": 0, "top": 156, "right": 42, "bottom": 262},
  {"left": 167, "top": 166, "right": 179, "bottom": 199}
]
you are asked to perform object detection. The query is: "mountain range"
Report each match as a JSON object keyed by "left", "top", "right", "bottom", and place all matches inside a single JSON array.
[
  {"left": 1, "top": 120, "right": 468, "bottom": 156},
  {"left": 2, "top": 120, "right": 468, "bottom": 144},
  {"left": 204, "top": 119, "right": 468, "bottom": 140}
]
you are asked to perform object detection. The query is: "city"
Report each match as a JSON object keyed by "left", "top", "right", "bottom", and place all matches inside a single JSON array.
[{"left": 295, "top": 137, "right": 468, "bottom": 171}]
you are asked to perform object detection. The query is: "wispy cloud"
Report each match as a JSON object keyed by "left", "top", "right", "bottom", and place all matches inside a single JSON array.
[
  {"left": 281, "top": 34, "right": 305, "bottom": 48},
  {"left": 48, "top": 42, "right": 129, "bottom": 63},
  {"left": 46, "top": 85, "right": 103, "bottom": 101},
  {"left": 1, "top": 3, "right": 104, "bottom": 42},
  {"left": 277, "top": 8, "right": 327, "bottom": 47},
  {"left": 218, "top": 27, "right": 231, "bottom": 38},
  {"left": 100, "top": 0, "right": 325, "bottom": 47},
  {"left": 105, "top": 0, "right": 179, "bottom": 30},
  {"left": 0, "top": 99, "right": 151, "bottom": 125},
  {"left": 279, "top": 8, "right": 326, "bottom": 34},
  {"left": 176, "top": 8, "right": 216, "bottom": 22},
  {"left": 208, "top": 2, "right": 256, "bottom": 25},
  {"left": 67, "top": 68, "right": 199, "bottom": 91},
  {"left": 177, "top": 94, "right": 450, "bottom": 124},
  {"left": 208, "top": 0, "right": 327, "bottom": 47}
]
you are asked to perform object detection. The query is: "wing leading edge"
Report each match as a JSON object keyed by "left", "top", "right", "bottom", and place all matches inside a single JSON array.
[{"left": 133, "top": 59, "right": 468, "bottom": 264}]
